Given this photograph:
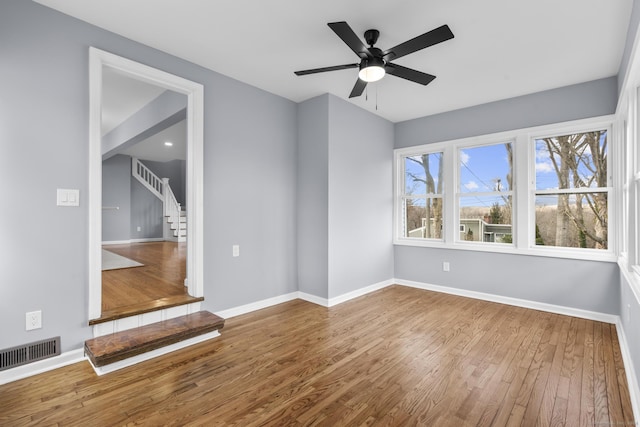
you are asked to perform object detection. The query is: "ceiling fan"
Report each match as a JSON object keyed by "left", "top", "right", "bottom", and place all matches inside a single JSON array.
[{"left": 294, "top": 21, "right": 454, "bottom": 98}]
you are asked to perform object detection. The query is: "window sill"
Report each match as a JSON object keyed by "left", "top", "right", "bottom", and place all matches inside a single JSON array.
[{"left": 393, "top": 238, "right": 618, "bottom": 263}]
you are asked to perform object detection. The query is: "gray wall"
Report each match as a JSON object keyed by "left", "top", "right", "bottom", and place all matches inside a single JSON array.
[
  {"left": 394, "top": 77, "right": 620, "bottom": 315},
  {"left": 396, "top": 77, "right": 617, "bottom": 148},
  {"left": 297, "top": 95, "right": 329, "bottom": 298},
  {"left": 0, "top": 0, "right": 298, "bottom": 352},
  {"left": 204, "top": 65, "right": 298, "bottom": 310},
  {"left": 296, "top": 94, "right": 395, "bottom": 301},
  {"left": 130, "top": 177, "right": 163, "bottom": 239},
  {"left": 102, "top": 155, "right": 132, "bottom": 241},
  {"left": 327, "top": 95, "right": 394, "bottom": 298},
  {"left": 144, "top": 159, "right": 187, "bottom": 206},
  {"left": 396, "top": 246, "right": 619, "bottom": 314}
]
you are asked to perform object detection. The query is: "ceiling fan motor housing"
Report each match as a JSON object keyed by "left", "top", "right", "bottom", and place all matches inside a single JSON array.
[
  {"left": 359, "top": 56, "right": 385, "bottom": 71},
  {"left": 364, "top": 29, "right": 380, "bottom": 46}
]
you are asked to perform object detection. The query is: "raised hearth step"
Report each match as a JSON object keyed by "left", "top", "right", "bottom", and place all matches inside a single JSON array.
[{"left": 84, "top": 311, "right": 224, "bottom": 368}]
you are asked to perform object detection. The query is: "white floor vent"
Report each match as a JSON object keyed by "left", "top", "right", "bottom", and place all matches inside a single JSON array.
[{"left": 0, "top": 337, "right": 61, "bottom": 371}]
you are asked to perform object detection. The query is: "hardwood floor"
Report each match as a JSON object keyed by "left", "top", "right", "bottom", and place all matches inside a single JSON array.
[
  {"left": 0, "top": 286, "right": 634, "bottom": 426},
  {"left": 101, "top": 242, "right": 188, "bottom": 313}
]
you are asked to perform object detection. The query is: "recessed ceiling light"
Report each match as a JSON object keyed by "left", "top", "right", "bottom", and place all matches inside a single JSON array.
[{"left": 164, "top": 141, "right": 173, "bottom": 147}]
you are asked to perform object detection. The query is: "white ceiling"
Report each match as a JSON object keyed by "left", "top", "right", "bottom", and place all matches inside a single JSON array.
[
  {"left": 120, "top": 120, "right": 187, "bottom": 162},
  {"left": 101, "top": 67, "right": 186, "bottom": 162},
  {"left": 36, "top": 0, "right": 633, "bottom": 123},
  {"left": 101, "top": 67, "right": 166, "bottom": 136}
]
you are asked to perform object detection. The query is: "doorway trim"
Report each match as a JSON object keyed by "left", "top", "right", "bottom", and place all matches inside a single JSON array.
[{"left": 88, "top": 47, "right": 204, "bottom": 320}]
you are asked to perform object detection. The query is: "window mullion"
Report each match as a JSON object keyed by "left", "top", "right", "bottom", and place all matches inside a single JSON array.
[
  {"left": 515, "top": 134, "right": 530, "bottom": 250},
  {"left": 444, "top": 145, "right": 456, "bottom": 244}
]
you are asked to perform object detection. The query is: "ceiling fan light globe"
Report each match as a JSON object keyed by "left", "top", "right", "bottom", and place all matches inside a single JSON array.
[{"left": 359, "top": 65, "right": 385, "bottom": 82}]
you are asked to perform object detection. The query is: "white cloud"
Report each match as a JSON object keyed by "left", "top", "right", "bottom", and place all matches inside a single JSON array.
[
  {"left": 460, "top": 151, "right": 470, "bottom": 164},
  {"left": 536, "top": 162, "right": 554, "bottom": 173},
  {"left": 464, "top": 181, "right": 479, "bottom": 190},
  {"left": 535, "top": 146, "right": 551, "bottom": 160}
]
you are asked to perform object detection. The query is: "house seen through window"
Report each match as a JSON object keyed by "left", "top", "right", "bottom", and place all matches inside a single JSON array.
[{"left": 458, "top": 142, "right": 513, "bottom": 244}]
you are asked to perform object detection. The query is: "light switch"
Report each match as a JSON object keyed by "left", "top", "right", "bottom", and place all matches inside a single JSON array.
[{"left": 57, "top": 189, "right": 80, "bottom": 207}]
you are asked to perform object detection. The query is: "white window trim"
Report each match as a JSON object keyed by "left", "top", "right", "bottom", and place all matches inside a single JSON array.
[
  {"left": 394, "top": 115, "right": 616, "bottom": 262},
  {"left": 614, "top": 12, "right": 640, "bottom": 322}
]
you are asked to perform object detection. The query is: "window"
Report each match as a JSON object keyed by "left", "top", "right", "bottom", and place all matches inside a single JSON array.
[
  {"left": 400, "top": 152, "right": 443, "bottom": 240},
  {"left": 394, "top": 116, "right": 615, "bottom": 261},
  {"left": 458, "top": 142, "right": 513, "bottom": 245},
  {"left": 533, "top": 130, "right": 609, "bottom": 250}
]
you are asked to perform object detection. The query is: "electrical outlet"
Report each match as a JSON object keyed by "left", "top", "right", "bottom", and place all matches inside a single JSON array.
[
  {"left": 26, "top": 310, "right": 42, "bottom": 331},
  {"left": 137, "top": 226, "right": 141, "bottom": 232},
  {"left": 443, "top": 262, "right": 450, "bottom": 272},
  {"left": 232, "top": 245, "right": 240, "bottom": 257}
]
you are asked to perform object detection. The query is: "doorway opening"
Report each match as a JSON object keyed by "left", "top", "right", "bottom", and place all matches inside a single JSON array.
[{"left": 88, "top": 48, "right": 204, "bottom": 325}]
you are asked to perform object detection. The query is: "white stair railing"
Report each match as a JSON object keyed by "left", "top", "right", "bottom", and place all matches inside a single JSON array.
[
  {"left": 132, "top": 157, "right": 163, "bottom": 201},
  {"left": 132, "top": 157, "right": 185, "bottom": 241},
  {"left": 162, "top": 177, "right": 181, "bottom": 226}
]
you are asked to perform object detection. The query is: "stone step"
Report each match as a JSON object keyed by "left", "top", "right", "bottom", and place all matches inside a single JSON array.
[{"left": 84, "top": 311, "right": 224, "bottom": 368}]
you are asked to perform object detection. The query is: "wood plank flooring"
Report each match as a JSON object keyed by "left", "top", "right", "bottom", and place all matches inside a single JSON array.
[
  {"left": 101, "top": 242, "right": 188, "bottom": 314},
  {"left": 0, "top": 286, "right": 634, "bottom": 426}
]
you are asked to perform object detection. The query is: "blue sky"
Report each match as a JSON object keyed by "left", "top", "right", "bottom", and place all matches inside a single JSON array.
[
  {"left": 405, "top": 131, "right": 607, "bottom": 197},
  {"left": 534, "top": 130, "right": 607, "bottom": 191},
  {"left": 404, "top": 143, "right": 512, "bottom": 196},
  {"left": 459, "top": 143, "right": 511, "bottom": 193}
]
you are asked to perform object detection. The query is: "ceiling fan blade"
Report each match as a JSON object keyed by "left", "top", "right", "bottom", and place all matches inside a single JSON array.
[
  {"left": 383, "top": 25, "right": 454, "bottom": 61},
  {"left": 386, "top": 63, "right": 436, "bottom": 85},
  {"left": 328, "top": 21, "right": 371, "bottom": 59},
  {"left": 294, "top": 63, "right": 359, "bottom": 76},
  {"left": 349, "top": 78, "right": 367, "bottom": 98}
]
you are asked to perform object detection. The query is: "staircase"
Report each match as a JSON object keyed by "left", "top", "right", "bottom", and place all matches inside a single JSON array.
[
  {"left": 132, "top": 157, "right": 186, "bottom": 242},
  {"left": 169, "top": 206, "right": 187, "bottom": 241}
]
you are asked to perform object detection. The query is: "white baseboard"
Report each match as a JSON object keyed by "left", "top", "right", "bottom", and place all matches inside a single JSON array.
[
  {"left": 0, "top": 348, "right": 85, "bottom": 385},
  {"left": 102, "top": 238, "right": 164, "bottom": 245},
  {"left": 327, "top": 279, "right": 395, "bottom": 307},
  {"left": 131, "top": 237, "right": 164, "bottom": 243},
  {"left": 89, "top": 331, "right": 220, "bottom": 376},
  {"left": 298, "top": 292, "right": 329, "bottom": 307},
  {"left": 395, "top": 278, "right": 619, "bottom": 324},
  {"left": 214, "top": 292, "right": 299, "bottom": 319},
  {"left": 216, "top": 280, "right": 395, "bottom": 316},
  {"left": 217, "top": 277, "right": 618, "bottom": 324},
  {"left": 616, "top": 318, "right": 640, "bottom": 421}
]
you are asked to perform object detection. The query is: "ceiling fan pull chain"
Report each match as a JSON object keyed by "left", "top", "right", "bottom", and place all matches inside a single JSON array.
[
  {"left": 365, "top": 85, "right": 368, "bottom": 101},
  {"left": 376, "top": 85, "right": 378, "bottom": 111}
]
